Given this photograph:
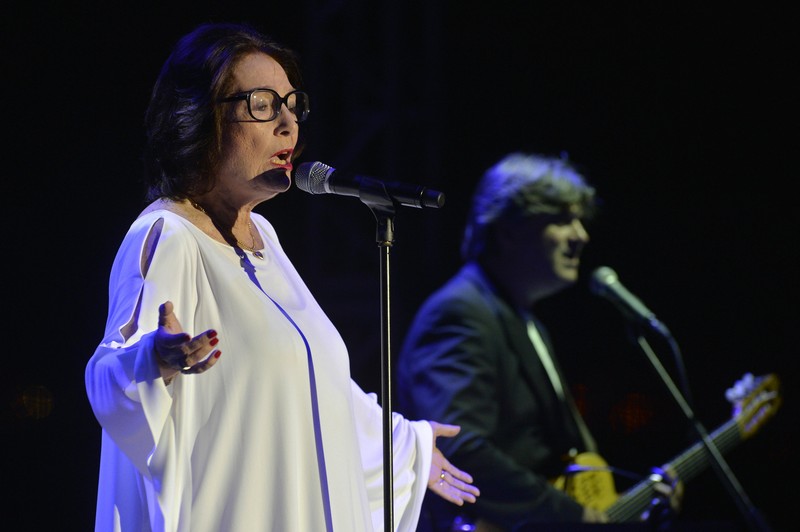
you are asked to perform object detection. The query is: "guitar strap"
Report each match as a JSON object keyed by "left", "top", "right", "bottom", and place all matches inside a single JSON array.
[{"left": 526, "top": 319, "right": 598, "bottom": 453}]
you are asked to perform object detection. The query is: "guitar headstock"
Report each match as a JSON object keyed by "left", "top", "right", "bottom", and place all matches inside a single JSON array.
[{"left": 725, "top": 373, "right": 782, "bottom": 440}]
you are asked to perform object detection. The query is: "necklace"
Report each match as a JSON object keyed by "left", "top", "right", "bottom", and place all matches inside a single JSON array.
[
  {"left": 236, "top": 221, "right": 265, "bottom": 260},
  {"left": 190, "top": 200, "right": 264, "bottom": 259}
]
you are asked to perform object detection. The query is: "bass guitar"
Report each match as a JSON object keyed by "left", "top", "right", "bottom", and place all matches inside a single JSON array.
[{"left": 552, "top": 373, "right": 781, "bottom": 522}]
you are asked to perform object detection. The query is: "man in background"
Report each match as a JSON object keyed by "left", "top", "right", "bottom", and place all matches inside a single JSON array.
[{"left": 397, "top": 153, "right": 680, "bottom": 530}]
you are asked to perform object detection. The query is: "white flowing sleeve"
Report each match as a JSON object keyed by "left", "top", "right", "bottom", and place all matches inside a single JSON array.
[
  {"left": 85, "top": 213, "right": 203, "bottom": 531},
  {"left": 350, "top": 380, "right": 433, "bottom": 532}
]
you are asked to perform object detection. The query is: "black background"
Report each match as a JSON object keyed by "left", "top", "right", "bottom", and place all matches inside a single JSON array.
[{"left": 4, "top": 2, "right": 796, "bottom": 531}]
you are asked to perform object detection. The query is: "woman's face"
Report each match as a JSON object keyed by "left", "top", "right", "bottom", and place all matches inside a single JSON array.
[{"left": 215, "top": 52, "right": 300, "bottom": 205}]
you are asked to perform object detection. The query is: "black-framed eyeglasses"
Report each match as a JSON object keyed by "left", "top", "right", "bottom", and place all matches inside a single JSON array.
[{"left": 219, "top": 88, "right": 310, "bottom": 123}]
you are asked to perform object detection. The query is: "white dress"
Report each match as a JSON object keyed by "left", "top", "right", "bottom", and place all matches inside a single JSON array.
[{"left": 85, "top": 210, "right": 432, "bottom": 532}]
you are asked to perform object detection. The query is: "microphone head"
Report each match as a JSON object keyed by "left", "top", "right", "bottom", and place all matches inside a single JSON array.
[
  {"left": 294, "top": 161, "right": 332, "bottom": 194},
  {"left": 589, "top": 266, "right": 618, "bottom": 295}
]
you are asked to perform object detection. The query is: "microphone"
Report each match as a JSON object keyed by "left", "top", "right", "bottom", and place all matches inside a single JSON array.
[
  {"left": 590, "top": 266, "right": 670, "bottom": 335},
  {"left": 294, "top": 161, "right": 445, "bottom": 209}
]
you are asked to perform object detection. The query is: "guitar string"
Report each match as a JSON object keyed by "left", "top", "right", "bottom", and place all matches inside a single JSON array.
[
  {"left": 594, "top": 381, "right": 778, "bottom": 521},
  {"left": 608, "top": 421, "right": 741, "bottom": 521}
]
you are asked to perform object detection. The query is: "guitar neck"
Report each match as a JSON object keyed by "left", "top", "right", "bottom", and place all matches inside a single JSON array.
[
  {"left": 671, "top": 418, "right": 745, "bottom": 483},
  {"left": 607, "top": 418, "right": 743, "bottom": 522}
]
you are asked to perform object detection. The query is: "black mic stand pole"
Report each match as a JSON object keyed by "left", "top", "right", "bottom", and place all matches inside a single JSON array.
[
  {"left": 358, "top": 179, "right": 399, "bottom": 532},
  {"left": 632, "top": 328, "right": 772, "bottom": 531}
]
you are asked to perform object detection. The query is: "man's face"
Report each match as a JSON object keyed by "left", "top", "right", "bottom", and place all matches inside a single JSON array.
[
  {"left": 539, "top": 208, "right": 590, "bottom": 285},
  {"left": 502, "top": 205, "right": 590, "bottom": 296}
]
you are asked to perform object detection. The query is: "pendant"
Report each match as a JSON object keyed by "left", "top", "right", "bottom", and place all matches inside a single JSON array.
[{"left": 252, "top": 250, "right": 264, "bottom": 260}]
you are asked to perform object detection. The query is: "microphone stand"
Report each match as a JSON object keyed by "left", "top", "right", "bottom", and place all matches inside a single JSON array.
[
  {"left": 357, "top": 178, "right": 399, "bottom": 532},
  {"left": 631, "top": 325, "right": 772, "bottom": 531}
]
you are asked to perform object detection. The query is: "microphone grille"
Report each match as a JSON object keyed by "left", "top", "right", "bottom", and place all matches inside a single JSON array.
[
  {"left": 295, "top": 161, "right": 332, "bottom": 194},
  {"left": 589, "top": 266, "right": 618, "bottom": 295}
]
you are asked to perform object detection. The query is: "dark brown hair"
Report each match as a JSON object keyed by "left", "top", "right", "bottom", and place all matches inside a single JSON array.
[{"left": 142, "top": 22, "right": 305, "bottom": 201}]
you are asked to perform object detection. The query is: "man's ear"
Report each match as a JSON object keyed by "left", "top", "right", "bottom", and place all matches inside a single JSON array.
[
  {"left": 487, "top": 219, "right": 517, "bottom": 255},
  {"left": 494, "top": 216, "right": 548, "bottom": 253}
]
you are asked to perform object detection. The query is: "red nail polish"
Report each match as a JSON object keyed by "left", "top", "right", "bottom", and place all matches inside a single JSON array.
[
  {"left": 210, "top": 338, "right": 219, "bottom": 346},
  {"left": 207, "top": 330, "right": 218, "bottom": 338},
  {"left": 214, "top": 351, "right": 222, "bottom": 358}
]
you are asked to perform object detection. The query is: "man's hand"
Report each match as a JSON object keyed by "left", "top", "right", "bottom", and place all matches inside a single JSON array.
[{"left": 643, "top": 466, "right": 683, "bottom": 523}]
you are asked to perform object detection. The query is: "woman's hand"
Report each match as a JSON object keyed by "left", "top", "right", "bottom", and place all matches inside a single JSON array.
[
  {"left": 426, "top": 421, "right": 480, "bottom": 506},
  {"left": 155, "top": 301, "right": 221, "bottom": 382}
]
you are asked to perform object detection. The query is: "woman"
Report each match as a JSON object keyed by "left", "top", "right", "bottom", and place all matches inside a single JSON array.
[{"left": 85, "top": 22, "right": 478, "bottom": 532}]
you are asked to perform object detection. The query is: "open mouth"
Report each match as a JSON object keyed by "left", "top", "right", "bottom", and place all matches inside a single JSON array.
[{"left": 270, "top": 149, "right": 294, "bottom": 170}]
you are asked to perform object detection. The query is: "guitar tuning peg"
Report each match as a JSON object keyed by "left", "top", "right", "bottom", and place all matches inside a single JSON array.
[
  {"left": 725, "top": 372, "right": 756, "bottom": 403},
  {"left": 724, "top": 388, "right": 736, "bottom": 403}
]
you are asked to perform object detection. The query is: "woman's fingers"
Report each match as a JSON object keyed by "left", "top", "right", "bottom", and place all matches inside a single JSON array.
[
  {"left": 180, "top": 330, "right": 221, "bottom": 373},
  {"left": 182, "top": 349, "right": 222, "bottom": 374},
  {"left": 158, "top": 301, "right": 183, "bottom": 333},
  {"left": 426, "top": 422, "right": 480, "bottom": 504},
  {"left": 440, "top": 464, "right": 480, "bottom": 499},
  {"left": 430, "top": 421, "right": 461, "bottom": 438},
  {"left": 430, "top": 469, "right": 480, "bottom": 505}
]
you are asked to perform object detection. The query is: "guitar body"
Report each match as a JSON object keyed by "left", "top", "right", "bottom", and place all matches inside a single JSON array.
[{"left": 552, "top": 452, "right": 619, "bottom": 511}]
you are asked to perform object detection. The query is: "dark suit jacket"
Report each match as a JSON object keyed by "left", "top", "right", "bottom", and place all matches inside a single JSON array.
[{"left": 397, "top": 262, "right": 592, "bottom": 530}]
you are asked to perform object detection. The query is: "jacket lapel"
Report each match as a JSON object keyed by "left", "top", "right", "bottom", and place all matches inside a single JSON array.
[
  {"left": 463, "top": 264, "right": 561, "bottom": 415},
  {"left": 462, "top": 263, "right": 596, "bottom": 452}
]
